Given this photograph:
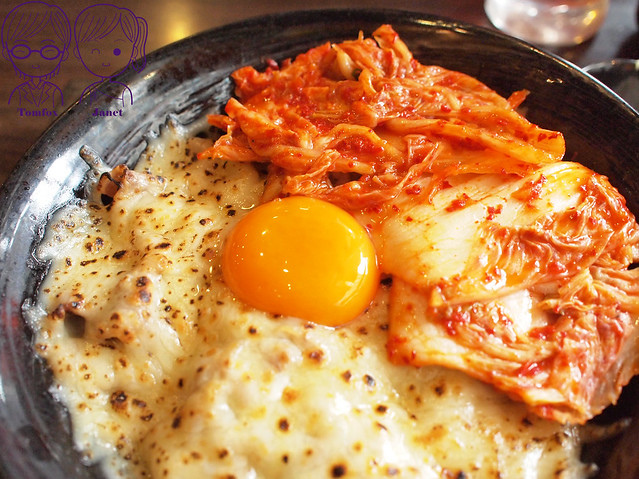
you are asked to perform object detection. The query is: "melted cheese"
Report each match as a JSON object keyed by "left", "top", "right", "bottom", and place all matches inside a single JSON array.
[{"left": 30, "top": 123, "right": 591, "bottom": 478}]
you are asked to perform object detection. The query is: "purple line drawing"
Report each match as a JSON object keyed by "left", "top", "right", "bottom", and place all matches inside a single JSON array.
[
  {"left": 1, "top": 1, "right": 71, "bottom": 108},
  {"left": 74, "top": 4, "right": 147, "bottom": 107}
]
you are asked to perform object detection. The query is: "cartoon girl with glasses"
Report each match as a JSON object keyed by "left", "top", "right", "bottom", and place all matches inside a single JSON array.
[
  {"left": 74, "top": 4, "right": 147, "bottom": 107},
  {"left": 1, "top": 1, "right": 71, "bottom": 108}
]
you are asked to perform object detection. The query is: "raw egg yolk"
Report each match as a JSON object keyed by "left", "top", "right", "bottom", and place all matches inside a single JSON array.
[{"left": 221, "top": 196, "right": 379, "bottom": 326}]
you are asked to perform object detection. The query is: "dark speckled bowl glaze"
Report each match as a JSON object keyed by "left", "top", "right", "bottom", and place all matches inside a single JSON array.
[{"left": 1, "top": 9, "right": 638, "bottom": 479}]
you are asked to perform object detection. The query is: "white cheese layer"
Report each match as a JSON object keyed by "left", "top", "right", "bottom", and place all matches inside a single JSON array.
[{"left": 31, "top": 123, "right": 590, "bottom": 478}]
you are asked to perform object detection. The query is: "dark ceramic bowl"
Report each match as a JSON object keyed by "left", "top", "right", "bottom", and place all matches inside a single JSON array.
[
  {"left": 584, "top": 58, "right": 639, "bottom": 112},
  {"left": 1, "top": 9, "right": 638, "bottom": 479}
]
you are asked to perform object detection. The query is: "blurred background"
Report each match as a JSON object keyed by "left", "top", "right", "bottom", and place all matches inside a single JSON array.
[{"left": 0, "top": 0, "right": 638, "bottom": 187}]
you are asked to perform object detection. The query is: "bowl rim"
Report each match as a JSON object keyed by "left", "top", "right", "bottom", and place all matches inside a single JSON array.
[{"left": 1, "top": 8, "right": 638, "bottom": 479}]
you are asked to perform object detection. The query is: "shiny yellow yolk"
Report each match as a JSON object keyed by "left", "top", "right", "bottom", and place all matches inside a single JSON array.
[{"left": 221, "top": 196, "right": 380, "bottom": 326}]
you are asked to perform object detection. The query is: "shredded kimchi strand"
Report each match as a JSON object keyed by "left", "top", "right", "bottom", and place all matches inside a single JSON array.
[{"left": 198, "top": 24, "right": 565, "bottom": 210}]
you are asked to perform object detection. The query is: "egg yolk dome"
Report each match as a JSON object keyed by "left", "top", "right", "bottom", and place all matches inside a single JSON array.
[{"left": 222, "top": 196, "right": 380, "bottom": 326}]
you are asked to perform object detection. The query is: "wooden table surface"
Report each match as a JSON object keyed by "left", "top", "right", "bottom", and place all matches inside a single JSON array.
[{"left": 0, "top": 0, "right": 637, "bottom": 189}]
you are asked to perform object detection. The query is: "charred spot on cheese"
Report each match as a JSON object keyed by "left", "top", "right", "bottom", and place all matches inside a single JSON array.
[
  {"left": 331, "top": 463, "right": 347, "bottom": 477},
  {"left": 63, "top": 311, "right": 86, "bottom": 338},
  {"left": 110, "top": 390, "right": 128, "bottom": 411},
  {"left": 96, "top": 164, "right": 127, "bottom": 205},
  {"left": 278, "top": 418, "right": 290, "bottom": 432}
]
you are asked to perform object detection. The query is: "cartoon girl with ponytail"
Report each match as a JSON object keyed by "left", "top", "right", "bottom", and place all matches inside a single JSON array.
[{"left": 74, "top": 4, "right": 147, "bottom": 107}]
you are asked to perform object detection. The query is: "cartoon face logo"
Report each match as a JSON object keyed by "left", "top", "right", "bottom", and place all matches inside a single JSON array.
[
  {"left": 74, "top": 4, "right": 147, "bottom": 106},
  {"left": 76, "top": 27, "right": 135, "bottom": 78},
  {"left": 9, "top": 38, "right": 64, "bottom": 78},
  {"left": 1, "top": 1, "right": 71, "bottom": 107}
]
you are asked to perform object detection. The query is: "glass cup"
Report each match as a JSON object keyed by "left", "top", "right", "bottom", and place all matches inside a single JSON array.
[{"left": 484, "top": 0, "right": 610, "bottom": 48}]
